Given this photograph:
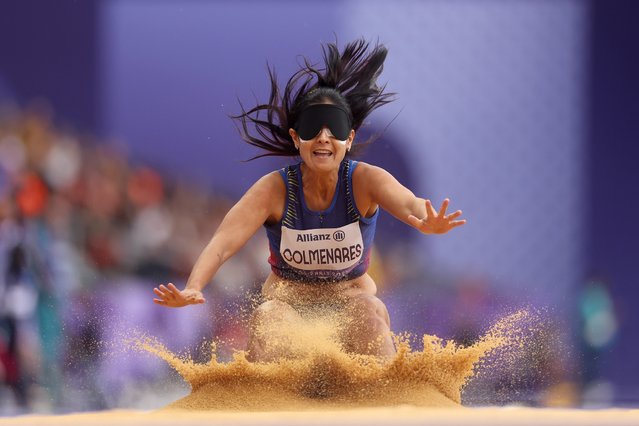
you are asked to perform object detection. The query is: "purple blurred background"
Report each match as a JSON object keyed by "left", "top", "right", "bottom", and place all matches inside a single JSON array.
[{"left": 1, "top": 0, "right": 638, "bottom": 413}]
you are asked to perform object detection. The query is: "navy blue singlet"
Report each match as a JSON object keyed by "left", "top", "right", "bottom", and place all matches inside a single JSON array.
[{"left": 264, "top": 160, "right": 378, "bottom": 283}]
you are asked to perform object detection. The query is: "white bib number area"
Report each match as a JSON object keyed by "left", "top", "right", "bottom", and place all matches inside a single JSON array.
[{"left": 280, "top": 222, "right": 363, "bottom": 271}]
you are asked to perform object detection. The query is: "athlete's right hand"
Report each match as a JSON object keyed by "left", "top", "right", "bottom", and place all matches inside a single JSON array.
[{"left": 152, "top": 283, "right": 206, "bottom": 308}]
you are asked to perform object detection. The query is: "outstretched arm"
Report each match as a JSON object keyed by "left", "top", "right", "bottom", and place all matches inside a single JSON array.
[
  {"left": 153, "top": 172, "right": 284, "bottom": 307},
  {"left": 357, "top": 163, "right": 466, "bottom": 235}
]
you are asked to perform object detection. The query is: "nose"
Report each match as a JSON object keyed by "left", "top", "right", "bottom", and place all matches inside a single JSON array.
[{"left": 317, "top": 126, "right": 331, "bottom": 142}]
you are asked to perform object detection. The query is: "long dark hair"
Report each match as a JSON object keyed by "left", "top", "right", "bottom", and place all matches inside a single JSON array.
[{"left": 233, "top": 39, "right": 395, "bottom": 160}]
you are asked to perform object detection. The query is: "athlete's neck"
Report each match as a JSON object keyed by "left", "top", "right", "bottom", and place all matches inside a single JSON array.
[{"left": 300, "top": 163, "right": 339, "bottom": 208}]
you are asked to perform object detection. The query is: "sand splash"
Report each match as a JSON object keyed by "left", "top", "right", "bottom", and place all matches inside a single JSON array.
[{"left": 130, "top": 310, "right": 531, "bottom": 411}]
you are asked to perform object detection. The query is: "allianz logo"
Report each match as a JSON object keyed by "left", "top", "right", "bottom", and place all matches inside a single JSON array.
[{"left": 295, "top": 230, "right": 346, "bottom": 242}]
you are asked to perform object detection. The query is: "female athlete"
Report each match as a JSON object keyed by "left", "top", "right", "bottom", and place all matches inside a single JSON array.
[{"left": 152, "top": 39, "right": 466, "bottom": 361}]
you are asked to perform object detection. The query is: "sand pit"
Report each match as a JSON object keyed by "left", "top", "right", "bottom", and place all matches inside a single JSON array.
[
  {"left": 2, "top": 407, "right": 639, "bottom": 426},
  {"left": 124, "top": 311, "right": 529, "bottom": 411},
  {"left": 1, "top": 310, "right": 638, "bottom": 425}
]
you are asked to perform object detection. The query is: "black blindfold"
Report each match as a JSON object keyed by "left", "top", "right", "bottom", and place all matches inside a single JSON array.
[{"left": 294, "top": 104, "right": 352, "bottom": 141}]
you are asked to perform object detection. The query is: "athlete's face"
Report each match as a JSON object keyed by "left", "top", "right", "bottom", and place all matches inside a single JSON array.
[{"left": 289, "top": 104, "right": 354, "bottom": 172}]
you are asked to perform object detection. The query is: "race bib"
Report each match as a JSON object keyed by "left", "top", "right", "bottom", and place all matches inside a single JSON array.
[{"left": 280, "top": 222, "right": 363, "bottom": 271}]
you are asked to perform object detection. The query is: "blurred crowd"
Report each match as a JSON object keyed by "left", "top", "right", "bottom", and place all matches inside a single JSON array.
[
  {"left": 0, "top": 104, "right": 270, "bottom": 412},
  {"left": 0, "top": 103, "right": 612, "bottom": 413}
]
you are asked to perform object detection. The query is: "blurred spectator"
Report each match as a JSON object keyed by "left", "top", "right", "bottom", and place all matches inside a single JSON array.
[
  {"left": 577, "top": 276, "right": 618, "bottom": 407},
  {"left": 0, "top": 105, "right": 264, "bottom": 412}
]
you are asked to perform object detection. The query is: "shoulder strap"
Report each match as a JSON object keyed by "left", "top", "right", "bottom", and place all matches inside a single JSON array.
[
  {"left": 343, "top": 160, "right": 361, "bottom": 222},
  {"left": 282, "top": 165, "right": 299, "bottom": 228}
]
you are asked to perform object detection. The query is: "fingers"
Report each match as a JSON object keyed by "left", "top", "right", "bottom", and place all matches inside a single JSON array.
[
  {"left": 445, "top": 210, "right": 463, "bottom": 221},
  {"left": 438, "top": 198, "right": 450, "bottom": 217},
  {"left": 448, "top": 220, "right": 467, "bottom": 229},
  {"left": 424, "top": 199, "right": 437, "bottom": 218},
  {"left": 158, "top": 285, "right": 174, "bottom": 301},
  {"left": 412, "top": 199, "right": 466, "bottom": 234},
  {"left": 164, "top": 283, "right": 181, "bottom": 296},
  {"left": 153, "top": 283, "right": 207, "bottom": 307},
  {"left": 154, "top": 283, "right": 179, "bottom": 306},
  {"left": 153, "top": 287, "right": 173, "bottom": 302}
]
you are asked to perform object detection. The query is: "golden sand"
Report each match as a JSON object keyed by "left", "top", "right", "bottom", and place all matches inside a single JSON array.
[
  {"left": 3, "top": 310, "right": 637, "bottom": 425},
  {"left": 125, "top": 310, "right": 532, "bottom": 411}
]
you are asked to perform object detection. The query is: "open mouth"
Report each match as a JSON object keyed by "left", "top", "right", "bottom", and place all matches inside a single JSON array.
[{"left": 313, "top": 149, "right": 333, "bottom": 158}]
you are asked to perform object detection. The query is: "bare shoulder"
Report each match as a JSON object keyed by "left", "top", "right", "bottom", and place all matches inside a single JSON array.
[
  {"left": 246, "top": 170, "right": 286, "bottom": 204},
  {"left": 251, "top": 170, "right": 286, "bottom": 193},
  {"left": 247, "top": 170, "right": 286, "bottom": 224},
  {"left": 352, "top": 161, "right": 393, "bottom": 191},
  {"left": 351, "top": 161, "right": 390, "bottom": 217},
  {"left": 351, "top": 161, "right": 415, "bottom": 217}
]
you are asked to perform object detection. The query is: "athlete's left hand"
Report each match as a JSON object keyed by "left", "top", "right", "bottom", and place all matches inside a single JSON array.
[{"left": 407, "top": 198, "right": 466, "bottom": 234}]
